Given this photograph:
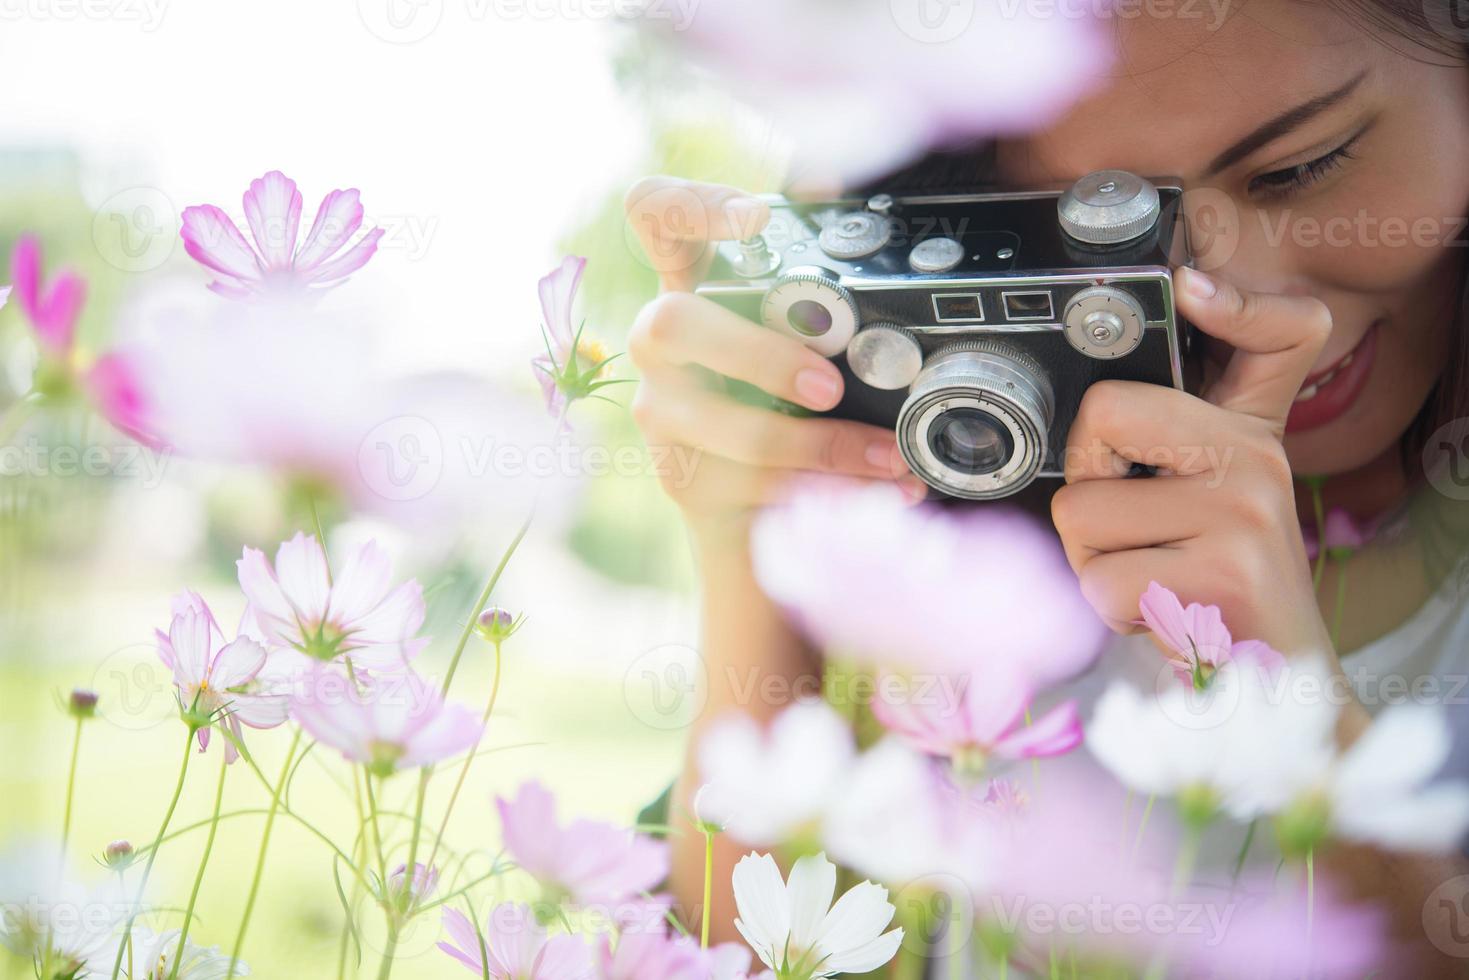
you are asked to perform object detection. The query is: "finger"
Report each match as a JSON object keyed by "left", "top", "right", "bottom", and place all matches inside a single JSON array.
[
  {"left": 624, "top": 176, "right": 770, "bottom": 292},
  {"left": 1062, "top": 380, "right": 1252, "bottom": 483},
  {"left": 1074, "top": 547, "right": 1199, "bottom": 634},
  {"left": 634, "top": 377, "right": 907, "bottom": 481},
  {"left": 1050, "top": 476, "right": 1206, "bottom": 571},
  {"left": 629, "top": 291, "right": 846, "bottom": 412},
  {"left": 1174, "top": 267, "right": 1331, "bottom": 432}
]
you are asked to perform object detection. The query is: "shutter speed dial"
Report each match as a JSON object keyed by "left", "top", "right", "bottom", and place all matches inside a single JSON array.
[
  {"left": 759, "top": 267, "right": 859, "bottom": 357},
  {"left": 1062, "top": 286, "right": 1147, "bottom": 359}
]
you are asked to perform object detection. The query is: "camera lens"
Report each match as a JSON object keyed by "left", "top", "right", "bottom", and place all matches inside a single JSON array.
[
  {"left": 927, "top": 407, "right": 1015, "bottom": 475},
  {"left": 786, "top": 299, "right": 833, "bottom": 337},
  {"left": 897, "top": 341, "right": 1054, "bottom": 500}
]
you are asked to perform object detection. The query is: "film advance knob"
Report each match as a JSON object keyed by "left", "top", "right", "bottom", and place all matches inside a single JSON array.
[
  {"left": 1057, "top": 170, "right": 1161, "bottom": 245},
  {"left": 759, "top": 267, "right": 860, "bottom": 358}
]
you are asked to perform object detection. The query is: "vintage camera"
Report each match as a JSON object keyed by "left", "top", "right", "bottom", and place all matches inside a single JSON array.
[{"left": 695, "top": 170, "right": 1198, "bottom": 500}]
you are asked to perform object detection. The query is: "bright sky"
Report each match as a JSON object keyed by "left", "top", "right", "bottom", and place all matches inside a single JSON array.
[{"left": 0, "top": 0, "right": 643, "bottom": 371}]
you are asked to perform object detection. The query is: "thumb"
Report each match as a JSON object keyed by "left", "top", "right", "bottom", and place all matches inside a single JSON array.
[{"left": 1175, "top": 267, "right": 1332, "bottom": 433}]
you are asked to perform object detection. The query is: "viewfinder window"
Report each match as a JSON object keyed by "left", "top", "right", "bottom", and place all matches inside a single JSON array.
[
  {"left": 932, "top": 293, "right": 985, "bottom": 322},
  {"left": 1002, "top": 291, "right": 1054, "bottom": 321}
]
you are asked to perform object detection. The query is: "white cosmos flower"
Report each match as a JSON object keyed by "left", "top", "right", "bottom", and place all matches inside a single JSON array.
[
  {"left": 698, "top": 702, "right": 855, "bottom": 846},
  {"left": 1086, "top": 658, "right": 1338, "bottom": 819},
  {"left": 1317, "top": 703, "right": 1469, "bottom": 852},
  {"left": 110, "top": 927, "right": 244, "bottom": 979},
  {"left": 732, "top": 852, "right": 902, "bottom": 980},
  {"left": 0, "top": 839, "right": 124, "bottom": 975}
]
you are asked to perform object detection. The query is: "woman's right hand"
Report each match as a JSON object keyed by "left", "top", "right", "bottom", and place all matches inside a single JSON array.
[{"left": 624, "top": 176, "right": 916, "bottom": 541}]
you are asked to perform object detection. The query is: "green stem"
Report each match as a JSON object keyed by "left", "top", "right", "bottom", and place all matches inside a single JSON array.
[
  {"left": 1131, "top": 794, "right": 1156, "bottom": 860},
  {"left": 1331, "top": 559, "right": 1349, "bottom": 651},
  {"left": 440, "top": 519, "right": 530, "bottom": 698},
  {"left": 700, "top": 825, "right": 714, "bottom": 950},
  {"left": 0, "top": 391, "right": 40, "bottom": 446},
  {"left": 376, "top": 924, "right": 399, "bottom": 980},
  {"left": 1309, "top": 478, "right": 1326, "bottom": 592},
  {"left": 227, "top": 730, "right": 302, "bottom": 978},
  {"left": 1306, "top": 848, "right": 1316, "bottom": 946},
  {"left": 60, "top": 716, "right": 84, "bottom": 858},
  {"left": 1230, "top": 818, "right": 1258, "bottom": 886},
  {"left": 338, "top": 769, "right": 369, "bottom": 980},
  {"left": 110, "top": 731, "right": 194, "bottom": 980},
  {"left": 167, "top": 752, "right": 229, "bottom": 980},
  {"left": 425, "top": 641, "right": 504, "bottom": 876}
]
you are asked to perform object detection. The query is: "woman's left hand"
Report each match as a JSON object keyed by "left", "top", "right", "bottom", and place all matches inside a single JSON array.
[{"left": 1051, "top": 266, "right": 1335, "bottom": 658}]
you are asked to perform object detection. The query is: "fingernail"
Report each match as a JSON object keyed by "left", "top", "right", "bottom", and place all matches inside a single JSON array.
[
  {"left": 865, "top": 440, "right": 897, "bottom": 470},
  {"left": 1182, "top": 267, "right": 1216, "bottom": 299},
  {"left": 794, "top": 369, "right": 841, "bottom": 409}
]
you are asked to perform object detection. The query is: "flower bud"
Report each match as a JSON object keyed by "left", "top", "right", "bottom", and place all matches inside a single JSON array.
[
  {"left": 387, "top": 862, "right": 439, "bottom": 910},
  {"left": 67, "top": 689, "right": 99, "bottom": 720},
  {"left": 474, "top": 607, "right": 520, "bottom": 644},
  {"left": 103, "top": 840, "right": 135, "bottom": 870}
]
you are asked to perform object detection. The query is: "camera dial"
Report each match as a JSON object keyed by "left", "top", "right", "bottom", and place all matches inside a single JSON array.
[
  {"left": 847, "top": 323, "right": 924, "bottom": 390},
  {"left": 819, "top": 210, "right": 892, "bottom": 260},
  {"left": 897, "top": 340, "right": 1055, "bottom": 500},
  {"left": 1058, "top": 170, "right": 1160, "bottom": 246},
  {"left": 1062, "top": 285, "right": 1147, "bottom": 359},
  {"left": 759, "top": 267, "right": 860, "bottom": 357}
]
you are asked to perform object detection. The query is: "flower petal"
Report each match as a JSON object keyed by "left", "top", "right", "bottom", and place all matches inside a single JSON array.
[
  {"left": 180, "top": 204, "right": 262, "bottom": 283},
  {"left": 242, "top": 171, "right": 303, "bottom": 269},
  {"left": 294, "top": 188, "right": 365, "bottom": 271}
]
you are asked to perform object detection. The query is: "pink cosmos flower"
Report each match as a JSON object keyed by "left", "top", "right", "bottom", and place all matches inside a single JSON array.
[
  {"left": 645, "top": 0, "right": 1109, "bottom": 184},
  {"left": 387, "top": 862, "right": 439, "bottom": 908},
  {"left": 751, "top": 479, "right": 1105, "bottom": 683},
  {"left": 1303, "top": 507, "right": 1374, "bottom": 561},
  {"left": 155, "top": 591, "right": 291, "bottom": 763},
  {"left": 438, "top": 904, "right": 593, "bottom": 979},
  {"left": 497, "top": 781, "right": 670, "bottom": 908},
  {"left": 1138, "top": 581, "right": 1285, "bottom": 687},
  {"left": 84, "top": 348, "right": 163, "bottom": 449},
  {"left": 596, "top": 927, "right": 751, "bottom": 980},
  {"left": 871, "top": 666, "right": 1081, "bottom": 769},
  {"left": 289, "top": 662, "right": 481, "bottom": 776},
  {"left": 530, "top": 256, "right": 616, "bottom": 419},
  {"left": 237, "top": 533, "right": 427, "bottom": 669},
  {"left": 11, "top": 235, "right": 84, "bottom": 358},
  {"left": 180, "top": 170, "right": 383, "bottom": 298}
]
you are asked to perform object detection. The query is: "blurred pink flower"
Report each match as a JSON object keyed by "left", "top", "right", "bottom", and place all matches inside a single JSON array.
[
  {"left": 83, "top": 348, "right": 163, "bottom": 449},
  {"left": 751, "top": 479, "right": 1105, "bottom": 683},
  {"left": 180, "top": 170, "right": 383, "bottom": 298},
  {"left": 496, "top": 781, "right": 670, "bottom": 907},
  {"left": 289, "top": 662, "right": 481, "bottom": 776},
  {"left": 387, "top": 861, "right": 439, "bottom": 908},
  {"left": 10, "top": 234, "right": 84, "bottom": 358},
  {"left": 238, "top": 533, "right": 427, "bottom": 670},
  {"left": 1139, "top": 581, "right": 1285, "bottom": 687},
  {"left": 647, "top": 0, "right": 1110, "bottom": 184},
  {"left": 154, "top": 591, "right": 290, "bottom": 763},
  {"left": 438, "top": 904, "right": 593, "bottom": 979},
  {"left": 871, "top": 666, "right": 1081, "bottom": 767},
  {"left": 1303, "top": 507, "right": 1374, "bottom": 561},
  {"left": 596, "top": 927, "right": 751, "bottom": 980}
]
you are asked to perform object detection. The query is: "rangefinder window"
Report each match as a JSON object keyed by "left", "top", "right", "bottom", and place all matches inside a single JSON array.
[
  {"left": 1002, "top": 291, "right": 1055, "bottom": 321},
  {"left": 932, "top": 293, "right": 985, "bottom": 323}
]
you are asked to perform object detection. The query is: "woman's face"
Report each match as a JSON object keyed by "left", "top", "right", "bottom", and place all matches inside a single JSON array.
[{"left": 997, "top": 0, "right": 1469, "bottom": 477}]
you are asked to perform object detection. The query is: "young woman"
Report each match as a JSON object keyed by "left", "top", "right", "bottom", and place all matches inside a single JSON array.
[{"left": 625, "top": 0, "right": 1469, "bottom": 969}]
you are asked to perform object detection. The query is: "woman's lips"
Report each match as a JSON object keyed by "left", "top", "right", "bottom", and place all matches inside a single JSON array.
[{"left": 1285, "top": 323, "right": 1379, "bottom": 434}]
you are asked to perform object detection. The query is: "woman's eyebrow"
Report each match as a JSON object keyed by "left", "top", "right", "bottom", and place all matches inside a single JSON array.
[{"left": 1203, "top": 69, "right": 1370, "bottom": 176}]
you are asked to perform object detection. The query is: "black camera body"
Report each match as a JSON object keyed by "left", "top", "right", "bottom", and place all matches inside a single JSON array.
[{"left": 695, "top": 170, "right": 1198, "bottom": 500}]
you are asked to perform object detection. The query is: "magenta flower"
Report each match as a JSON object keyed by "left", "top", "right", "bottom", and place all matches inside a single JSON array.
[
  {"left": 180, "top": 170, "right": 383, "bottom": 298},
  {"left": 289, "top": 662, "right": 481, "bottom": 777},
  {"left": 497, "top": 781, "right": 670, "bottom": 908},
  {"left": 11, "top": 235, "right": 84, "bottom": 359},
  {"left": 438, "top": 904, "right": 593, "bottom": 979},
  {"left": 752, "top": 479, "right": 1105, "bottom": 684},
  {"left": 1138, "top": 581, "right": 1285, "bottom": 688},
  {"left": 387, "top": 861, "right": 439, "bottom": 908},
  {"left": 238, "top": 533, "right": 427, "bottom": 670},
  {"left": 596, "top": 927, "right": 751, "bottom": 980},
  {"left": 530, "top": 256, "right": 617, "bottom": 419},
  {"left": 83, "top": 348, "right": 163, "bottom": 449},
  {"left": 870, "top": 667, "right": 1081, "bottom": 770},
  {"left": 1304, "top": 507, "right": 1374, "bottom": 562},
  {"left": 155, "top": 591, "right": 291, "bottom": 763}
]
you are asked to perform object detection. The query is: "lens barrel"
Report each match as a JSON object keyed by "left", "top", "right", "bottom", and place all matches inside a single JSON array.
[{"left": 897, "top": 342, "right": 1054, "bottom": 499}]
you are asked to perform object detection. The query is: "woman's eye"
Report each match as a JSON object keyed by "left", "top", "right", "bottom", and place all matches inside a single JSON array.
[{"left": 1247, "top": 135, "right": 1362, "bottom": 200}]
